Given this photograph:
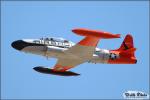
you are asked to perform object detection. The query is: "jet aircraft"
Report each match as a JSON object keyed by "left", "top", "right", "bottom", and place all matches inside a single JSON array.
[{"left": 11, "top": 28, "right": 137, "bottom": 76}]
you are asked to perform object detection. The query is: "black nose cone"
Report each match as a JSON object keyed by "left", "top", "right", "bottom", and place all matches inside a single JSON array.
[{"left": 11, "top": 40, "right": 26, "bottom": 50}]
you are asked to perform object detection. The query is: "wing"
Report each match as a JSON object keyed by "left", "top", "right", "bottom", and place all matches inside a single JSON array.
[
  {"left": 52, "top": 58, "right": 84, "bottom": 72},
  {"left": 53, "top": 28, "right": 120, "bottom": 71},
  {"left": 64, "top": 28, "right": 120, "bottom": 60}
]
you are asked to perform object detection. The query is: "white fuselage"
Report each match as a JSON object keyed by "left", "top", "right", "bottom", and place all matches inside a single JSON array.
[
  {"left": 20, "top": 37, "right": 115, "bottom": 64},
  {"left": 23, "top": 45, "right": 110, "bottom": 64}
]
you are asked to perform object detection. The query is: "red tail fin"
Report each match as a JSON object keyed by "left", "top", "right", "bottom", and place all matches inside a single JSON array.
[
  {"left": 118, "top": 34, "right": 136, "bottom": 58},
  {"left": 118, "top": 34, "right": 134, "bottom": 50},
  {"left": 109, "top": 34, "right": 137, "bottom": 64}
]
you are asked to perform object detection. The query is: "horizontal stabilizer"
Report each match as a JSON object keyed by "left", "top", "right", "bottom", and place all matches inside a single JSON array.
[
  {"left": 33, "top": 67, "right": 80, "bottom": 76},
  {"left": 72, "top": 28, "right": 120, "bottom": 39}
]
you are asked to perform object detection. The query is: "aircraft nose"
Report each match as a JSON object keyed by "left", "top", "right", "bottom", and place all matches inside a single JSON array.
[{"left": 11, "top": 40, "right": 26, "bottom": 50}]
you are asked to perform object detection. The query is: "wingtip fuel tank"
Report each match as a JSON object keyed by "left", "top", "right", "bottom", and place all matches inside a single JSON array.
[
  {"left": 33, "top": 67, "right": 80, "bottom": 76},
  {"left": 72, "top": 28, "right": 120, "bottom": 38}
]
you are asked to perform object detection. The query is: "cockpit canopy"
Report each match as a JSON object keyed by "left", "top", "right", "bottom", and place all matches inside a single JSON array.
[
  {"left": 33, "top": 37, "right": 75, "bottom": 48},
  {"left": 40, "top": 37, "right": 70, "bottom": 42}
]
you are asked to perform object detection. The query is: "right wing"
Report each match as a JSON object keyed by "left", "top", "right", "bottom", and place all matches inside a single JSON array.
[{"left": 64, "top": 28, "right": 120, "bottom": 60}]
